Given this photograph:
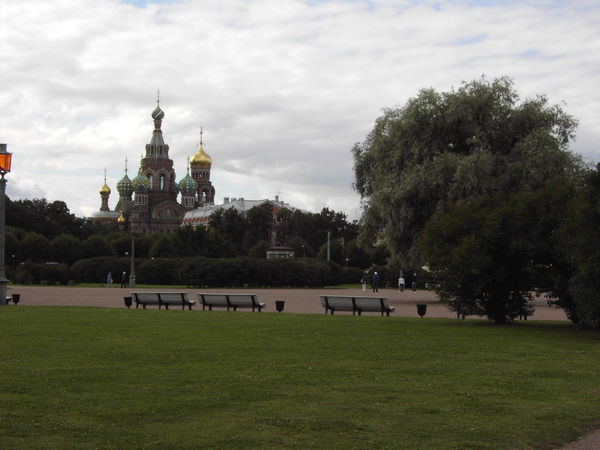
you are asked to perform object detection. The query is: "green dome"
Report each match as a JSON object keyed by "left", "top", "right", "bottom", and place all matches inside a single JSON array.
[
  {"left": 117, "top": 173, "right": 134, "bottom": 196},
  {"left": 151, "top": 106, "right": 165, "bottom": 120},
  {"left": 179, "top": 171, "right": 198, "bottom": 194},
  {"left": 132, "top": 170, "right": 150, "bottom": 191}
]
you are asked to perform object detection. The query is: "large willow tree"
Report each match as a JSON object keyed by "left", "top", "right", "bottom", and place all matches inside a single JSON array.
[{"left": 352, "top": 76, "right": 581, "bottom": 267}]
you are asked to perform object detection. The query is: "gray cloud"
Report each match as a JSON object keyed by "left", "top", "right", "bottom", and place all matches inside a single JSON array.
[{"left": 2, "top": 0, "right": 599, "bottom": 220}]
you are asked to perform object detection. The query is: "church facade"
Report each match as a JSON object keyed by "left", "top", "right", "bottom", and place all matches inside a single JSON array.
[
  {"left": 91, "top": 97, "right": 215, "bottom": 234},
  {"left": 91, "top": 96, "right": 308, "bottom": 244}
]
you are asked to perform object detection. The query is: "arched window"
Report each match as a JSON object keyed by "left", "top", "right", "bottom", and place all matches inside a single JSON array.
[
  {"left": 160, "top": 174, "right": 165, "bottom": 191},
  {"left": 147, "top": 174, "right": 153, "bottom": 190}
]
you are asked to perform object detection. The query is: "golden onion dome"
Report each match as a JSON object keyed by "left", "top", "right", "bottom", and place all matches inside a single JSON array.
[
  {"left": 100, "top": 181, "right": 111, "bottom": 195},
  {"left": 190, "top": 128, "right": 212, "bottom": 168},
  {"left": 99, "top": 171, "right": 111, "bottom": 195},
  {"left": 117, "top": 211, "right": 126, "bottom": 223},
  {"left": 190, "top": 142, "right": 212, "bottom": 168}
]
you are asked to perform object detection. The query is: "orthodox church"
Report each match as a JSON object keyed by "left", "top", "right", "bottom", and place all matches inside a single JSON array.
[
  {"left": 91, "top": 95, "right": 309, "bottom": 243},
  {"left": 91, "top": 96, "right": 215, "bottom": 234}
]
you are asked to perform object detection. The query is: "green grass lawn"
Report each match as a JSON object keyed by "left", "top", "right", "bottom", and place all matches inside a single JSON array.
[{"left": 1, "top": 307, "right": 599, "bottom": 449}]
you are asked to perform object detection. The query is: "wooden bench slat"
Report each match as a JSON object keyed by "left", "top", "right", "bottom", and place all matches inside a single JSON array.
[
  {"left": 197, "top": 293, "right": 265, "bottom": 312},
  {"left": 320, "top": 295, "right": 395, "bottom": 316},
  {"left": 130, "top": 292, "right": 196, "bottom": 310}
]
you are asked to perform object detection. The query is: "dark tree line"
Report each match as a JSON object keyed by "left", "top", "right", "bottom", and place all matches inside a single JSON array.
[{"left": 6, "top": 196, "right": 387, "bottom": 285}]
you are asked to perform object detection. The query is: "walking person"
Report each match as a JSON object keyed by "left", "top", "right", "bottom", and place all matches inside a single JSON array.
[
  {"left": 361, "top": 275, "right": 367, "bottom": 292},
  {"left": 398, "top": 276, "right": 405, "bottom": 292},
  {"left": 107, "top": 272, "right": 113, "bottom": 288},
  {"left": 412, "top": 272, "right": 418, "bottom": 293},
  {"left": 120, "top": 272, "right": 127, "bottom": 288},
  {"left": 372, "top": 272, "right": 380, "bottom": 293}
]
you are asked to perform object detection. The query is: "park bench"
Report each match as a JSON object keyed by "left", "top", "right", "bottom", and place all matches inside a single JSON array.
[
  {"left": 131, "top": 292, "right": 196, "bottom": 310},
  {"left": 196, "top": 293, "right": 265, "bottom": 312},
  {"left": 319, "top": 295, "right": 395, "bottom": 316}
]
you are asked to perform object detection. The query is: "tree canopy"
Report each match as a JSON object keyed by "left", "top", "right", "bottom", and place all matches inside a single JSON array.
[{"left": 352, "top": 76, "right": 581, "bottom": 267}]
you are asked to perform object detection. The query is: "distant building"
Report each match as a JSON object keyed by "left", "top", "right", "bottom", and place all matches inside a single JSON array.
[
  {"left": 90, "top": 95, "right": 215, "bottom": 234},
  {"left": 266, "top": 246, "right": 295, "bottom": 259},
  {"left": 89, "top": 170, "right": 121, "bottom": 225},
  {"left": 90, "top": 94, "right": 308, "bottom": 239},
  {"left": 182, "top": 196, "right": 310, "bottom": 246}
]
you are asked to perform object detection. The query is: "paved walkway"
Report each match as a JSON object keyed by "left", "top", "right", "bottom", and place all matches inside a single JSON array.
[
  {"left": 7, "top": 285, "right": 598, "bottom": 449},
  {"left": 5, "top": 285, "right": 570, "bottom": 320}
]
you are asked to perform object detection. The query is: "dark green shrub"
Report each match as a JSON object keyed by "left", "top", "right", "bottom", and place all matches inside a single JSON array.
[
  {"left": 342, "top": 267, "right": 363, "bottom": 285},
  {"left": 71, "top": 257, "right": 131, "bottom": 284},
  {"left": 136, "top": 258, "right": 183, "bottom": 285}
]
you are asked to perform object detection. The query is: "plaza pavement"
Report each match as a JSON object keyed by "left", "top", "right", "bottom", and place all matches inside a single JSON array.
[{"left": 4, "top": 285, "right": 570, "bottom": 320}]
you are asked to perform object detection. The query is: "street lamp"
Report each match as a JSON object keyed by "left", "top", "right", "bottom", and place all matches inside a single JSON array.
[
  {"left": 129, "top": 237, "right": 136, "bottom": 287},
  {"left": 0, "top": 143, "right": 13, "bottom": 305}
]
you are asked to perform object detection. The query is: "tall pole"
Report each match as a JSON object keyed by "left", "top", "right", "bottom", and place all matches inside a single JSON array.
[
  {"left": 327, "top": 231, "right": 330, "bottom": 261},
  {"left": 129, "top": 237, "right": 136, "bottom": 288},
  {"left": 0, "top": 143, "right": 11, "bottom": 305},
  {"left": 0, "top": 172, "right": 8, "bottom": 305}
]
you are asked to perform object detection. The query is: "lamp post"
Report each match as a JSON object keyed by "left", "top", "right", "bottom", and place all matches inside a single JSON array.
[
  {"left": 129, "top": 237, "right": 136, "bottom": 288},
  {"left": 0, "top": 144, "right": 13, "bottom": 305}
]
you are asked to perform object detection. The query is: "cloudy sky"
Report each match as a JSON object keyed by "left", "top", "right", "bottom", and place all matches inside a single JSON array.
[{"left": 2, "top": 0, "right": 599, "bottom": 220}]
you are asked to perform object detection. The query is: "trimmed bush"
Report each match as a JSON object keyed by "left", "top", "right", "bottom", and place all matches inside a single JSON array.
[{"left": 71, "top": 257, "right": 133, "bottom": 284}]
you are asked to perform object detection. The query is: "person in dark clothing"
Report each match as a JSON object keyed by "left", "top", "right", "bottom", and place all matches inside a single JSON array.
[
  {"left": 372, "top": 272, "right": 380, "bottom": 292},
  {"left": 120, "top": 272, "right": 127, "bottom": 288}
]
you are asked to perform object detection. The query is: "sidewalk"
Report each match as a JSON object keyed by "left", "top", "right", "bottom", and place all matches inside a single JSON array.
[{"left": 5, "top": 285, "right": 570, "bottom": 320}]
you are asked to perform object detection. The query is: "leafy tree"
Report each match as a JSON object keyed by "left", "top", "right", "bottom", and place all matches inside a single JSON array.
[
  {"left": 51, "top": 234, "right": 84, "bottom": 265},
  {"left": 246, "top": 206, "right": 273, "bottom": 249},
  {"left": 5, "top": 229, "right": 21, "bottom": 268},
  {"left": 6, "top": 197, "right": 92, "bottom": 240},
  {"left": 370, "top": 243, "right": 391, "bottom": 267},
  {"left": 171, "top": 225, "right": 207, "bottom": 257},
  {"left": 419, "top": 193, "right": 538, "bottom": 323},
  {"left": 20, "top": 232, "right": 52, "bottom": 263},
  {"left": 148, "top": 235, "right": 175, "bottom": 259},
  {"left": 248, "top": 241, "right": 271, "bottom": 259},
  {"left": 110, "top": 234, "right": 135, "bottom": 258},
  {"left": 317, "top": 240, "right": 344, "bottom": 266},
  {"left": 556, "top": 165, "right": 600, "bottom": 328},
  {"left": 205, "top": 228, "right": 236, "bottom": 258},
  {"left": 83, "top": 235, "right": 116, "bottom": 259},
  {"left": 286, "top": 236, "right": 312, "bottom": 258},
  {"left": 353, "top": 76, "right": 582, "bottom": 267},
  {"left": 275, "top": 207, "right": 294, "bottom": 244},
  {"left": 288, "top": 210, "right": 317, "bottom": 246},
  {"left": 342, "top": 239, "right": 370, "bottom": 269},
  {"left": 134, "top": 233, "right": 159, "bottom": 259}
]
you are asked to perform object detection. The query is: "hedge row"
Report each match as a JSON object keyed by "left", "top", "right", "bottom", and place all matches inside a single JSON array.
[
  {"left": 64, "top": 257, "right": 348, "bottom": 288},
  {"left": 12, "top": 258, "right": 400, "bottom": 289}
]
